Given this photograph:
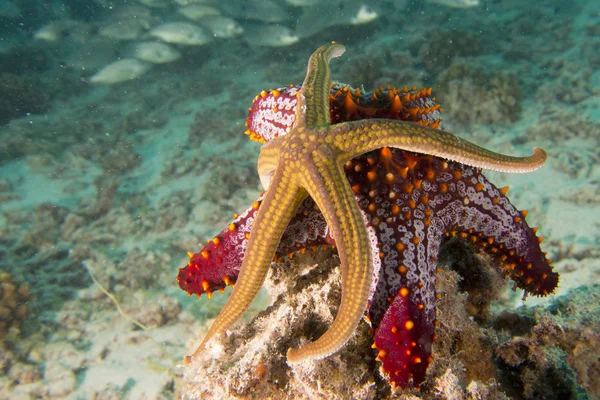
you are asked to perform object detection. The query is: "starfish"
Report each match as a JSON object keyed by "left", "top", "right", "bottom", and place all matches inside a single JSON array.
[{"left": 179, "top": 42, "right": 557, "bottom": 387}]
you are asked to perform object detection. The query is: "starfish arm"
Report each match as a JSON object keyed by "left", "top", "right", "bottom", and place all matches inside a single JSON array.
[
  {"left": 330, "top": 119, "right": 547, "bottom": 173},
  {"left": 287, "top": 146, "right": 373, "bottom": 363},
  {"left": 188, "top": 169, "right": 307, "bottom": 362},
  {"left": 178, "top": 194, "right": 341, "bottom": 300},
  {"left": 344, "top": 148, "right": 557, "bottom": 387},
  {"left": 297, "top": 42, "right": 346, "bottom": 130},
  {"left": 257, "top": 138, "right": 281, "bottom": 190},
  {"left": 177, "top": 195, "right": 265, "bottom": 298}
]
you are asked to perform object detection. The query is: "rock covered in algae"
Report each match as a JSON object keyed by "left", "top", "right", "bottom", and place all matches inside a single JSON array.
[
  {"left": 0, "top": 272, "right": 31, "bottom": 343},
  {"left": 180, "top": 246, "right": 496, "bottom": 399},
  {"left": 181, "top": 246, "right": 596, "bottom": 399},
  {"left": 495, "top": 285, "right": 600, "bottom": 399},
  {"left": 181, "top": 251, "right": 385, "bottom": 399}
]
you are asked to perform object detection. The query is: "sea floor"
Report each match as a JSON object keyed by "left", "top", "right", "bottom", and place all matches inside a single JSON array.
[{"left": 0, "top": 0, "right": 599, "bottom": 398}]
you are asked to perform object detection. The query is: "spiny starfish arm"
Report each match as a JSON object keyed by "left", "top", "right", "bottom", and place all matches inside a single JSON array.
[
  {"left": 347, "top": 148, "right": 557, "bottom": 387},
  {"left": 187, "top": 170, "right": 308, "bottom": 362},
  {"left": 258, "top": 138, "right": 282, "bottom": 190},
  {"left": 287, "top": 146, "right": 373, "bottom": 363},
  {"left": 177, "top": 195, "right": 339, "bottom": 300},
  {"left": 297, "top": 42, "right": 346, "bottom": 130},
  {"left": 330, "top": 119, "right": 547, "bottom": 173}
]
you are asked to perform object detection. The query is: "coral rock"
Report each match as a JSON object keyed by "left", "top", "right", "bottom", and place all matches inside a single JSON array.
[
  {"left": 181, "top": 254, "right": 386, "bottom": 399},
  {"left": 0, "top": 273, "right": 31, "bottom": 343}
]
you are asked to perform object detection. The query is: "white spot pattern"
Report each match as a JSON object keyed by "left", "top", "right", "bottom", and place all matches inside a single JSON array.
[{"left": 248, "top": 87, "right": 299, "bottom": 142}]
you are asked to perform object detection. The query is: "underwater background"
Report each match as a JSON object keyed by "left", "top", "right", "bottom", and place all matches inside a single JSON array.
[{"left": 0, "top": 0, "right": 598, "bottom": 398}]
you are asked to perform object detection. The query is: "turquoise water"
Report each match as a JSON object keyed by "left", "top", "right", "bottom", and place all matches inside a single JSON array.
[{"left": 0, "top": 0, "right": 598, "bottom": 398}]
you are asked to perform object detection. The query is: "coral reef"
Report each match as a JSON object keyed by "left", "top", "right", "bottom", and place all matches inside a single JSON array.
[
  {"left": 417, "top": 29, "right": 483, "bottom": 75},
  {"left": 0, "top": 272, "right": 39, "bottom": 398},
  {"left": 118, "top": 108, "right": 168, "bottom": 134},
  {"left": 0, "top": 45, "right": 53, "bottom": 75},
  {"left": 100, "top": 140, "right": 142, "bottom": 176},
  {"left": 181, "top": 252, "right": 386, "bottom": 399},
  {"left": 0, "top": 272, "right": 31, "bottom": 343},
  {"left": 495, "top": 285, "right": 600, "bottom": 398},
  {"left": 78, "top": 175, "right": 121, "bottom": 219},
  {"left": 339, "top": 48, "right": 425, "bottom": 93},
  {"left": 558, "top": 185, "right": 600, "bottom": 206},
  {"left": 0, "top": 73, "right": 51, "bottom": 126},
  {"left": 0, "top": 178, "right": 21, "bottom": 203},
  {"left": 525, "top": 107, "right": 600, "bottom": 180},
  {"left": 535, "top": 59, "right": 594, "bottom": 105},
  {"left": 339, "top": 51, "right": 385, "bottom": 91},
  {"left": 436, "top": 61, "right": 522, "bottom": 125},
  {"left": 583, "top": 20, "right": 600, "bottom": 68},
  {"left": 181, "top": 245, "right": 597, "bottom": 399},
  {"left": 127, "top": 294, "right": 181, "bottom": 328},
  {"left": 0, "top": 103, "right": 106, "bottom": 165},
  {"left": 0, "top": 283, "right": 183, "bottom": 398},
  {"left": 499, "top": 4, "right": 576, "bottom": 64},
  {"left": 114, "top": 248, "right": 171, "bottom": 291},
  {"left": 187, "top": 107, "right": 248, "bottom": 146},
  {"left": 0, "top": 204, "right": 92, "bottom": 320},
  {"left": 526, "top": 107, "right": 600, "bottom": 144}
]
